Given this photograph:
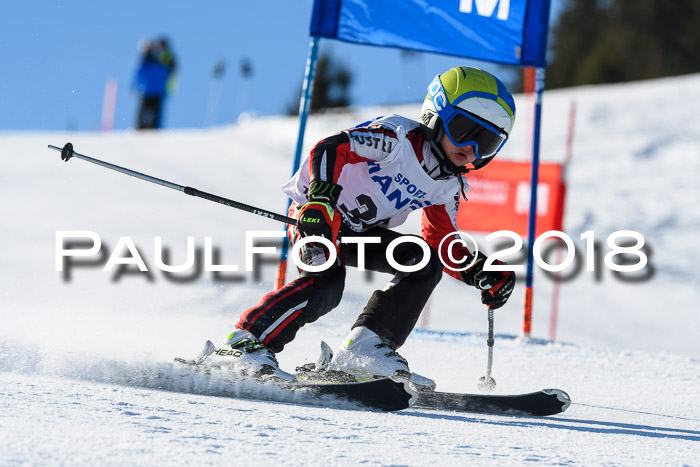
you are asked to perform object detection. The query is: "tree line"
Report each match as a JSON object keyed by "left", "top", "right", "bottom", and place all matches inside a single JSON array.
[{"left": 546, "top": 0, "right": 700, "bottom": 88}]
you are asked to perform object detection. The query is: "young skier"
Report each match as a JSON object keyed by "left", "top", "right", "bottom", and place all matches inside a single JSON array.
[{"left": 196, "top": 66, "right": 516, "bottom": 384}]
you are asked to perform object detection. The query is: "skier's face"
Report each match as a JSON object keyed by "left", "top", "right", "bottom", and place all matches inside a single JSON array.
[{"left": 439, "top": 132, "right": 477, "bottom": 167}]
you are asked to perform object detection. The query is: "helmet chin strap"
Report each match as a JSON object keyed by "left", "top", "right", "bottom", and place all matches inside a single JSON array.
[
  {"left": 430, "top": 122, "right": 468, "bottom": 175},
  {"left": 428, "top": 130, "right": 470, "bottom": 201},
  {"left": 429, "top": 140, "right": 468, "bottom": 176},
  {"left": 420, "top": 115, "right": 473, "bottom": 201}
]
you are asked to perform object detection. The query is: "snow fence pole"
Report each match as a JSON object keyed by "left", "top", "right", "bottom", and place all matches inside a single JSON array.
[
  {"left": 48, "top": 143, "right": 297, "bottom": 226},
  {"left": 274, "top": 36, "right": 321, "bottom": 290},
  {"left": 477, "top": 307, "right": 496, "bottom": 392}
]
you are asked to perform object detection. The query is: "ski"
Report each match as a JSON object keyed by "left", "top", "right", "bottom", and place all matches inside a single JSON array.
[
  {"left": 297, "top": 376, "right": 417, "bottom": 412},
  {"left": 176, "top": 337, "right": 569, "bottom": 416},
  {"left": 295, "top": 342, "right": 570, "bottom": 417},
  {"left": 174, "top": 357, "right": 416, "bottom": 412},
  {"left": 297, "top": 367, "right": 571, "bottom": 416},
  {"left": 414, "top": 388, "right": 571, "bottom": 416}
]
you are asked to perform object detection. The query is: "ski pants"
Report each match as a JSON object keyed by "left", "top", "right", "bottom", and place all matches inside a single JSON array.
[
  {"left": 137, "top": 95, "right": 163, "bottom": 129},
  {"left": 235, "top": 226, "right": 443, "bottom": 352}
]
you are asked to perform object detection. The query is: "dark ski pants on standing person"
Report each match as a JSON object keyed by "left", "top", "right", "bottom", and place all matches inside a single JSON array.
[
  {"left": 236, "top": 226, "right": 444, "bottom": 353},
  {"left": 137, "top": 95, "right": 163, "bottom": 129}
]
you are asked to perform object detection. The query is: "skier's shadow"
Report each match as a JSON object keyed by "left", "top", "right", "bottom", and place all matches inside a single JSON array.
[{"left": 399, "top": 410, "right": 700, "bottom": 442}]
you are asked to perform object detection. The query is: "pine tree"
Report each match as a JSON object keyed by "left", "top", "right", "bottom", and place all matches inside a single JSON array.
[
  {"left": 287, "top": 52, "right": 353, "bottom": 115},
  {"left": 547, "top": 0, "right": 700, "bottom": 88}
]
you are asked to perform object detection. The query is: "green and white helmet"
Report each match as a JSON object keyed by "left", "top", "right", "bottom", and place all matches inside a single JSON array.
[{"left": 420, "top": 66, "right": 516, "bottom": 169}]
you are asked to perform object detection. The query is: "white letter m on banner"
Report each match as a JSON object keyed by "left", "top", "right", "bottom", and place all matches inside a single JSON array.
[{"left": 459, "top": 0, "right": 510, "bottom": 20}]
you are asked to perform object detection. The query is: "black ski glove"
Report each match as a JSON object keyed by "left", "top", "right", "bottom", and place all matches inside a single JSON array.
[
  {"left": 297, "top": 201, "right": 341, "bottom": 246},
  {"left": 296, "top": 180, "right": 344, "bottom": 249},
  {"left": 460, "top": 251, "right": 515, "bottom": 310}
]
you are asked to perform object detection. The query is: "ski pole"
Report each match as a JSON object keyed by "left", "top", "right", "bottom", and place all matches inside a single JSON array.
[
  {"left": 48, "top": 143, "right": 297, "bottom": 226},
  {"left": 477, "top": 307, "right": 496, "bottom": 392}
]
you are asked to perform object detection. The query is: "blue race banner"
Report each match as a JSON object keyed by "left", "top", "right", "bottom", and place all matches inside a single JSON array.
[{"left": 310, "top": 0, "right": 551, "bottom": 67}]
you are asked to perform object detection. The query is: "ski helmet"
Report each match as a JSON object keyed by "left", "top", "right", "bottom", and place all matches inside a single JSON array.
[{"left": 420, "top": 66, "right": 515, "bottom": 170}]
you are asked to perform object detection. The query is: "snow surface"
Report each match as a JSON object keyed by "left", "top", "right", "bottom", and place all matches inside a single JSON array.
[{"left": 2, "top": 74, "right": 699, "bottom": 465}]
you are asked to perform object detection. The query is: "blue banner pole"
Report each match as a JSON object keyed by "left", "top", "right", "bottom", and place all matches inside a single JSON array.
[
  {"left": 273, "top": 36, "right": 321, "bottom": 290},
  {"left": 522, "top": 67, "right": 546, "bottom": 337}
]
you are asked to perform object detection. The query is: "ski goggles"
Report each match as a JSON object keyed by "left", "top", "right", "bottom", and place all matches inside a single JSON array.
[
  {"left": 428, "top": 75, "right": 509, "bottom": 158},
  {"left": 442, "top": 110, "right": 508, "bottom": 159}
]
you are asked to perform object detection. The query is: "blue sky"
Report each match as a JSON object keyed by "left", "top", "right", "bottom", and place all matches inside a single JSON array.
[{"left": 1, "top": 0, "right": 560, "bottom": 131}]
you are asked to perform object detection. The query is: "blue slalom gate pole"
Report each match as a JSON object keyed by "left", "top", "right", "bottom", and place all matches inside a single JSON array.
[
  {"left": 273, "top": 36, "right": 321, "bottom": 290},
  {"left": 522, "top": 67, "right": 546, "bottom": 337}
]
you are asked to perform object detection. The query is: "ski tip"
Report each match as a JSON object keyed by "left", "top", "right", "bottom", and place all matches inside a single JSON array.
[{"left": 543, "top": 388, "right": 572, "bottom": 413}]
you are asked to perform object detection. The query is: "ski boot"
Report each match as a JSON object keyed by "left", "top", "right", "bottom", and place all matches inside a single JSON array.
[
  {"left": 195, "top": 329, "right": 296, "bottom": 382},
  {"left": 298, "top": 327, "right": 436, "bottom": 391}
]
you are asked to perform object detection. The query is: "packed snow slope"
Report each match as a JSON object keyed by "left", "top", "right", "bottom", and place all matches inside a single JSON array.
[{"left": 1, "top": 74, "right": 699, "bottom": 465}]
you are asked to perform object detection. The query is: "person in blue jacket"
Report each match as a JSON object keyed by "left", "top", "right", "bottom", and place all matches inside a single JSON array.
[{"left": 133, "top": 38, "right": 177, "bottom": 129}]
